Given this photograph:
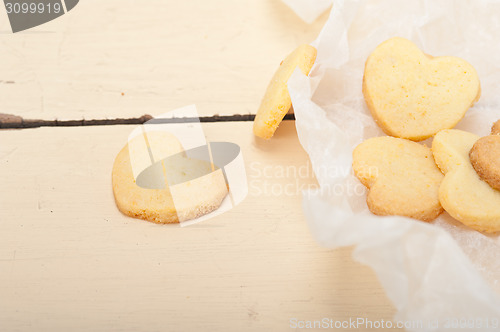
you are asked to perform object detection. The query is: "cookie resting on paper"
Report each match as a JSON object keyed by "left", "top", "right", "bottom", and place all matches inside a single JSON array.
[
  {"left": 363, "top": 37, "right": 480, "bottom": 141},
  {"left": 433, "top": 129, "right": 500, "bottom": 233},
  {"left": 352, "top": 136, "right": 444, "bottom": 222}
]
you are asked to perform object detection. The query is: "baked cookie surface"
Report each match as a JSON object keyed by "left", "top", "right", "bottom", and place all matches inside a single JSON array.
[
  {"left": 470, "top": 135, "right": 500, "bottom": 191},
  {"left": 352, "top": 136, "right": 444, "bottom": 222},
  {"left": 112, "top": 131, "right": 228, "bottom": 224},
  {"left": 433, "top": 129, "right": 500, "bottom": 233},
  {"left": 363, "top": 37, "right": 480, "bottom": 141},
  {"left": 469, "top": 120, "right": 500, "bottom": 192},
  {"left": 253, "top": 44, "right": 317, "bottom": 139},
  {"left": 491, "top": 119, "right": 500, "bottom": 135}
]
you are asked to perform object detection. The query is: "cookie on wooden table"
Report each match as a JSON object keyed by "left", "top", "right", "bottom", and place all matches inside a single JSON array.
[
  {"left": 112, "top": 131, "right": 228, "bottom": 223},
  {"left": 253, "top": 44, "right": 317, "bottom": 139}
]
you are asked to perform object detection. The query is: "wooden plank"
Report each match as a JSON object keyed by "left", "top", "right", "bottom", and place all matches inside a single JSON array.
[
  {"left": 0, "top": 0, "right": 328, "bottom": 121},
  {"left": 0, "top": 121, "right": 398, "bottom": 331}
]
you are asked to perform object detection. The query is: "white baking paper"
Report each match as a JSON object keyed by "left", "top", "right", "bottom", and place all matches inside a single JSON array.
[{"left": 288, "top": 0, "right": 500, "bottom": 329}]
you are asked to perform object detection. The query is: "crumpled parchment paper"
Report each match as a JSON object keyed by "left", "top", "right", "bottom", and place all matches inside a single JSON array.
[{"left": 288, "top": 0, "right": 500, "bottom": 329}]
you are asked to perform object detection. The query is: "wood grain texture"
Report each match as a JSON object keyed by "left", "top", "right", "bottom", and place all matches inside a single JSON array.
[
  {"left": 0, "top": 0, "right": 327, "bottom": 121},
  {"left": 0, "top": 121, "right": 398, "bottom": 331}
]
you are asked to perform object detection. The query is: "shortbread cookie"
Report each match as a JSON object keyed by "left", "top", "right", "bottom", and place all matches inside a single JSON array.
[
  {"left": 469, "top": 121, "right": 500, "bottom": 191},
  {"left": 363, "top": 37, "right": 481, "bottom": 141},
  {"left": 253, "top": 44, "right": 317, "bottom": 139},
  {"left": 112, "top": 131, "right": 228, "bottom": 223},
  {"left": 491, "top": 120, "right": 500, "bottom": 135},
  {"left": 433, "top": 129, "right": 500, "bottom": 233},
  {"left": 352, "top": 136, "right": 444, "bottom": 222}
]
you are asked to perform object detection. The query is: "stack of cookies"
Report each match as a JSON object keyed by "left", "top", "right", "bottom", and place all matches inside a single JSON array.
[{"left": 352, "top": 37, "right": 500, "bottom": 233}]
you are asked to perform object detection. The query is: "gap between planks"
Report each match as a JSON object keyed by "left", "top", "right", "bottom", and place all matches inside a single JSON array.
[{"left": 0, "top": 113, "right": 296, "bottom": 129}]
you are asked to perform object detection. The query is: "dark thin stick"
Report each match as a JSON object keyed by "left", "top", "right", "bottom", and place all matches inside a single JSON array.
[{"left": 0, "top": 113, "right": 295, "bottom": 129}]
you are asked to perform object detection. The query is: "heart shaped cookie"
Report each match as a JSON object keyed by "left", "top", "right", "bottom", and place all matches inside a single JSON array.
[
  {"left": 492, "top": 119, "right": 500, "bottom": 135},
  {"left": 253, "top": 44, "right": 317, "bottom": 139},
  {"left": 469, "top": 120, "right": 500, "bottom": 191},
  {"left": 433, "top": 129, "right": 500, "bottom": 233},
  {"left": 112, "top": 131, "right": 228, "bottom": 224},
  {"left": 352, "top": 136, "right": 444, "bottom": 222},
  {"left": 363, "top": 37, "right": 481, "bottom": 141}
]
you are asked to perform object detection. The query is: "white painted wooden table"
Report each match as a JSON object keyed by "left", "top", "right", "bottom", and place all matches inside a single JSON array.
[
  {"left": 0, "top": 0, "right": 328, "bottom": 120},
  {"left": 0, "top": 1, "right": 398, "bottom": 331}
]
